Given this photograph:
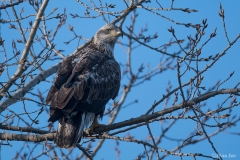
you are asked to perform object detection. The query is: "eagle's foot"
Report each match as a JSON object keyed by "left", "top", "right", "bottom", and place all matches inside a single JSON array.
[{"left": 84, "top": 117, "right": 105, "bottom": 135}]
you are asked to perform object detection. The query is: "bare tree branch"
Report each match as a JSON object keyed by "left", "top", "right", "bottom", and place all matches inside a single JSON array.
[
  {"left": 0, "top": 124, "right": 50, "bottom": 134},
  {"left": 0, "top": 0, "right": 24, "bottom": 10},
  {"left": 0, "top": 133, "right": 54, "bottom": 142},
  {"left": 0, "top": 0, "right": 50, "bottom": 100}
]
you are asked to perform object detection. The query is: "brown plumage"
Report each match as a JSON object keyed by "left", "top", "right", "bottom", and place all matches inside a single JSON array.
[{"left": 46, "top": 24, "right": 122, "bottom": 148}]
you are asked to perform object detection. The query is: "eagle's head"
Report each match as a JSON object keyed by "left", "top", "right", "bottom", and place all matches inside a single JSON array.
[{"left": 93, "top": 24, "right": 122, "bottom": 54}]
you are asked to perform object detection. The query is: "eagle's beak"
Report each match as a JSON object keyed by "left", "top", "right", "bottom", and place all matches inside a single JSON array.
[
  {"left": 117, "top": 30, "right": 123, "bottom": 38},
  {"left": 112, "top": 29, "right": 123, "bottom": 38}
]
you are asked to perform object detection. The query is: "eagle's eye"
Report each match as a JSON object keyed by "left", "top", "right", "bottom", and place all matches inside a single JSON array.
[{"left": 106, "top": 29, "right": 111, "bottom": 33}]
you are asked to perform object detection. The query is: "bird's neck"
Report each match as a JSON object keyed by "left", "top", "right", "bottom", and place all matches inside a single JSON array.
[{"left": 93, "top": 41, "right": 114, "bottom": 56}]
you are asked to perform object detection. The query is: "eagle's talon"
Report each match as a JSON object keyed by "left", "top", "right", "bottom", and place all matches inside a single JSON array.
[{"left": 84, "top": 117, "right": 106, "bottom": 135}]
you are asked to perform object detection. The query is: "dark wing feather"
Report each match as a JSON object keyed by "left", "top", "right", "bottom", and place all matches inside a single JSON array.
[
  {"left": 46, "top": 55, "right": 76, "bottom": 104},
  {"left": 71, "top": 52, "right": 121, "bottom": 103},
  {"left": 47, "top": 48, "right": 120, "bottom": 122}
]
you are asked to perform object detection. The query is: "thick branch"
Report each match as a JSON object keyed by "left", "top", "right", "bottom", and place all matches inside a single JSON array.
[
  {"left": 111, "top": 0, "right": 145, "bottom": 25},
  {"left": 94, "top": 88, "right": 240, "bottom": 134},
  {"left": 0, "top": 124, "right": 49, "bottom": 134},
  {"left": 0, "top": 0, "right": 24, "bottom": 10},
  {"left": 0, "top": 133, "right": 54, "bottom": 142},
  {"left": 76, "top": 144, "right": 93, "bottom": 160}
]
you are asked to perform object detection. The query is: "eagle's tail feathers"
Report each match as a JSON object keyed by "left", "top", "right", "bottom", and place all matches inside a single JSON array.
[{"left": 54, "top": 112, "right": 94, "bottom": 148}]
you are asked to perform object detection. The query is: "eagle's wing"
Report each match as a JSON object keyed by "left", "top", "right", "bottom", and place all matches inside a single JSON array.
[
  {"left": 46, "top": 55, "right": 76, "bottom": 105},
  {"left": 46, "top": 51, "right": 120, "bottom": 122}
]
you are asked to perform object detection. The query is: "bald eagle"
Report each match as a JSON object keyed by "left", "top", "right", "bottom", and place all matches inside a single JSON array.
[{"left": 46, "top": 24, "right": 122, "bottom": 148}]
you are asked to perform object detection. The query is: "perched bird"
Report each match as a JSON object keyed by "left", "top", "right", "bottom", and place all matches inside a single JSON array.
[{"left": 46, "top": 24, "right": 122, "bottom": 148}]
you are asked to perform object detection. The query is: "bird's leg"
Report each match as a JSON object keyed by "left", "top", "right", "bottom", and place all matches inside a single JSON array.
[{"left": 84, "top": 116, "right": 106, "bottom": 135}]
